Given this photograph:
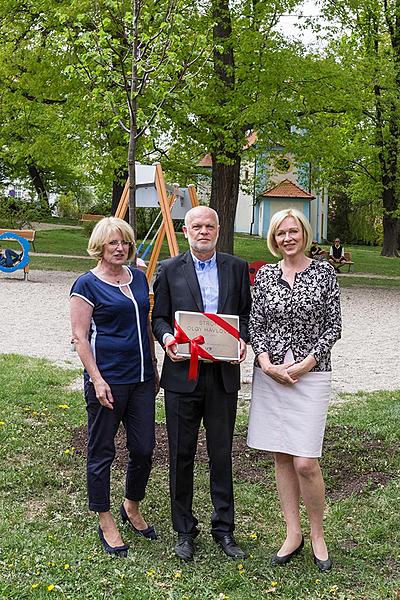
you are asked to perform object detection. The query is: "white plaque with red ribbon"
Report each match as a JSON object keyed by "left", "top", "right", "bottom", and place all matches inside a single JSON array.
[{"left": 170, "top": 311, "right": 240, "bottom": 380}]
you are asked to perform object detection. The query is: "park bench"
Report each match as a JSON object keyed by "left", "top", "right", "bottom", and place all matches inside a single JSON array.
[
  {"left": 80, "top": 214, "right": 105, "bottom": 222},
  {"left": 0, "top": 228, "right": 36, "bottom": 280},
  {"left": 333, "top": 251, "right": 354, "bottom": 273}
]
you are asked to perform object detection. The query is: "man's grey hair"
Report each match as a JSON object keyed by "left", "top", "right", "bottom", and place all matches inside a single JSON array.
[{"left": 184, "top": 205, "right": 219, "bottom": 227}]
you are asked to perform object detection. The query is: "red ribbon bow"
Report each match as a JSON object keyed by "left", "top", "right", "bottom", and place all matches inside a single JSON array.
[
  {"left": 165, "top": 314, "right": 240, "bottom": 381},
  {"left": 166, "top": 320, "right": 216, "bottom": 380}
]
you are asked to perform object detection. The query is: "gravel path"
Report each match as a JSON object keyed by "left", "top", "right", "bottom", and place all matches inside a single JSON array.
[{"left": 1, "top": 269, "right": 399, "bottom": 395}]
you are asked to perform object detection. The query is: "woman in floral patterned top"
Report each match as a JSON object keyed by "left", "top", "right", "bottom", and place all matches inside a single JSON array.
[{"left": 247, "top": 208, "right": 341, "bottom": 572}]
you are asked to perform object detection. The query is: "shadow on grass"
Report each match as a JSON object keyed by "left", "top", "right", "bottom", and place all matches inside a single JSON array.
[{"left": 72, "top": 423, "right": 398, "bottom": 501}]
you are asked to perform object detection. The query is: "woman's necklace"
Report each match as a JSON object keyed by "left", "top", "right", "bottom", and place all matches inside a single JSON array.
[
  {"left": 95, "top": 265, "right": 126, "bottom": 284},
  {"left": 111, "top": 270, "right": 124, "bottom": 284}
]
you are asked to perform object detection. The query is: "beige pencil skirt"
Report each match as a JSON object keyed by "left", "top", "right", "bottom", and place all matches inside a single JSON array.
[{"left": 247, "top": 362, "right": 332, "bottom": 458}]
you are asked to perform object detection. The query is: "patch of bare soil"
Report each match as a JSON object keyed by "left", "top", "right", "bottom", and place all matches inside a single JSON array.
[{"left": 72, "top": 423, "right": 397, "bottom": 500}]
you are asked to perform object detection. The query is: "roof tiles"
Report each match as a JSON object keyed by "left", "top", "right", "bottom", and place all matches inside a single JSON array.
[{"left": 262, "top": 178, "right": 315, "bottom": 199}]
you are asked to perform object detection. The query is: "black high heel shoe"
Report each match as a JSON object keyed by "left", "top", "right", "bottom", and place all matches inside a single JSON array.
[
  {"left": 271, "top": 535, "right": 304, "bottom": 566},
  {"left": 120, "top": 504, "right": 158, "bottom": 540},
  {"left": 98, "top": 526, "right": 129, "bottom": 557},
  {"left": 312, "top": 545, "right": 332, "bottom": 572}
]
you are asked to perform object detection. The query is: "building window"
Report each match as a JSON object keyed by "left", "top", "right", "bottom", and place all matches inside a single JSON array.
[{"left": 273, "top": 157, "right": 291, "bottom": 173}]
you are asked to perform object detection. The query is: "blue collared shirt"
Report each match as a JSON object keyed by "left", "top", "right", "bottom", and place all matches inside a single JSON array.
[{"left": 191, "top": 252, "right": 219, "bottom": 313}]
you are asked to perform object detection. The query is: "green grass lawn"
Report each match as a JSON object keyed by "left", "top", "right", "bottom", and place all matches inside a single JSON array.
[
  {"left": 0, "top": 355, "right": 399, "bottom": 599},
  {"left": 2, "top": 225, "right": 400, "bottom": 284},
  {"left": 34, "top": 229, "right": 90, "bottom": 256}
]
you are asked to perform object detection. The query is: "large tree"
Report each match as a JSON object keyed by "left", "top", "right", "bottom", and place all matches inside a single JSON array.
[
  {"left": 0, "top": 0, "right": 98, "bottom": 210},
  {"left": 165, "top": 0, "right": 303, "bottom": 253},
  {"left": 293, "top": 0, "right": 400, "bottom": 256}
]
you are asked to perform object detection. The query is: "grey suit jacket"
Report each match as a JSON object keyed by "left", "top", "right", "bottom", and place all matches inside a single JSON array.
[{"left": 152, "top": 251, "right": 251, "bottom": 393}]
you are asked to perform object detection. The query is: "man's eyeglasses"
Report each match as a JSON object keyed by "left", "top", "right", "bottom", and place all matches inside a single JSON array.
[{"left": 107, "top": 240, "right": 132, "bottom": 248}]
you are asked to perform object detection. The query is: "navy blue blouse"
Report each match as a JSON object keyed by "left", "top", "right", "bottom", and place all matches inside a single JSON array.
[{"left": 70, "top": 266, "right": 153, "bottom": 384}]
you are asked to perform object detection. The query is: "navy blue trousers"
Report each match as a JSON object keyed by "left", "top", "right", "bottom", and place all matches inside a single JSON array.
[{"left": 85, "top": 378, "right": 155, "bottom": 513}]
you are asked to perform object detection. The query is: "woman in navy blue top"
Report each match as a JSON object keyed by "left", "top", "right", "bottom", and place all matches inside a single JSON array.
[{"left": 70, "top": 217, "right": 158, "bottom": 557}]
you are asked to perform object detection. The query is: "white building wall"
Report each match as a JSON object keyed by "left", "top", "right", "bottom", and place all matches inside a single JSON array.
[
  {"left": 196, "top": 152, "right": 327, "bottom": 241},
  {"left": 234, "top": 184, "right": 253, "bottom": 233}
]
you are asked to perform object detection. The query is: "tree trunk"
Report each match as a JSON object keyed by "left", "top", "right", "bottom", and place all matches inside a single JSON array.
[
  {"left": 381, "top": 214, "right": 400, "bottom": 257},
  {"left": 128, "top": 0, "right": 140, "bottom": 239},
  {"left": 210, "top": 153, "right": 241, "bottom": 254},
  {"left": 128, "top": 133, "right": 136, "bottom": 236},
  {"left": 372, "top": 10, "right": 400, "bottom": 257},
  {"left": 26, "top": 162, "right": 51, "bottom": 213},
  {"left": 112, "top": 169, "right": 128, "bottom": 216},
  {"left": 210, "top": 0, "right": 240, "bottom": 254}
]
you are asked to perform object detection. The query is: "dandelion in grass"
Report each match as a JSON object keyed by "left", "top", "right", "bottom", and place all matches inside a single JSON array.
[
  {"left": 237, "top": 563, "right": 245, "bottom": 573},
  {"left": 174, "top": 571, "right": 182, "bottom": 579},
  {"left": 64, "top": 449, "right": 70, "bottom": 454},
  {"left": 0, "top": 421, "right": 5, "bottom": 426},
  {"left": 58, "top": 404, "right": 69, "bottom": 410},
  {"left": 271, "top": 581, "right": 278, "bottom": 587},
  {"left": 249, "top": 532, "right": 257, "bottom": 540},
  {"left": 64, "top": 564, "right": 70, "bottom": 570},
  {"left": 31, "top": 583, "right": 39, "bottom": 589},
  {"left": 47, "top": 584, "right": 55, "bottom": 591},
  {"left": 315, "top": 579, "right": 321, "bottom": 584},
  {"left": 146, "top": 569, "right": 155, "bottom": 577},
  {"left": 329, "top": 586, "right": 338, "bottom": 594}
]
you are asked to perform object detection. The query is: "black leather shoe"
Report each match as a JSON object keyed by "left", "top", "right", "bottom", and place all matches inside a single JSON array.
[
  {"left": 98, "top": 526, "right": 129, "bottom": 558},
  {"left": 312, "top": 550, "right": 332, "bottom": 572},
  {"left": 271, "top": 535, "right": 304, "bottom": 566},
  {"left": 120, "top": 504, "right": 157, "bottom": 540},
  {"left": 213, "top": 534, "right": 247, "bottom": 559},
  {"left": 175, "top": 533, "right": 196, "bottom": 561}
]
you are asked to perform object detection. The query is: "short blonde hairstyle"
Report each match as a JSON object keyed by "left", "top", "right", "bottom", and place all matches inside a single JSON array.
[
  {"left": 87, "top": 217, "right": 136, "bottom": 260},
  {"left": 267, "top": 208, "right": 313, "bottom": 257}
]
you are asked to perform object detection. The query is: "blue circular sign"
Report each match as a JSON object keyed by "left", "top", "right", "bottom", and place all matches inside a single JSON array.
[{"left": 0, "top": 232, "right": 30, "bottom": 273}]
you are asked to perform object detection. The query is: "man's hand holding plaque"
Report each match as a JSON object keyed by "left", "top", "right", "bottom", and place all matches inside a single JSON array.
[{"left": 165, "top": 311, "right": 245, "bottom": 380}]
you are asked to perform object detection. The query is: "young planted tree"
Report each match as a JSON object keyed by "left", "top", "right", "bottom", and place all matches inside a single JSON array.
[{"left": 65, "top": 0, "right": 205, "bottom": 236}]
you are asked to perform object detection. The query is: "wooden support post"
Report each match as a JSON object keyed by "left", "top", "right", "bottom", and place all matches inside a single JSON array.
[
  {"left": 112, "top": 165, "right": 200, "bottom": 287},
  {"left": 187, "top": 184, "right": 200, "bottom": 207},
  {"left": 154, "top": 163, "right": 179, "bottom": 257},
  {"left": 114, "top": 180, "right": 129, "bottom": 219},
  {"left": 146, "top": 193, "right": 176, "bottom": 283}
]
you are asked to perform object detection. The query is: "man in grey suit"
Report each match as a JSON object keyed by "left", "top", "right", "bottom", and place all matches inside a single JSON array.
[{"left": 152, "top": 206, "right": 251, "bottom": 561}]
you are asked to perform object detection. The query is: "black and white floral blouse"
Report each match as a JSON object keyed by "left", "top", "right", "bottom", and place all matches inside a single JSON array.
[{"left": 249, "top": 260, "right": 342, "bottom": 372}]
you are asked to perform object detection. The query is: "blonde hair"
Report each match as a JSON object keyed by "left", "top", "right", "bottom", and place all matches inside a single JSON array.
[
  {"left": 87, "top": 217, "right": 136, "bottom": 260},
  {"left": 267, "top": 208, "right": 313, "bottom": 257}
]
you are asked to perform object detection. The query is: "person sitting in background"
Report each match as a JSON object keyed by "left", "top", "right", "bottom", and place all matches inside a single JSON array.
[
  {"left": 309, "top": 241, "right": 325, "bottom": 260},
  {"left": 328, "top": 239, "right": 346, "bottom": 270},
  {"left": 0, "top": 246, "right": 22, "bottom": 268}
]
